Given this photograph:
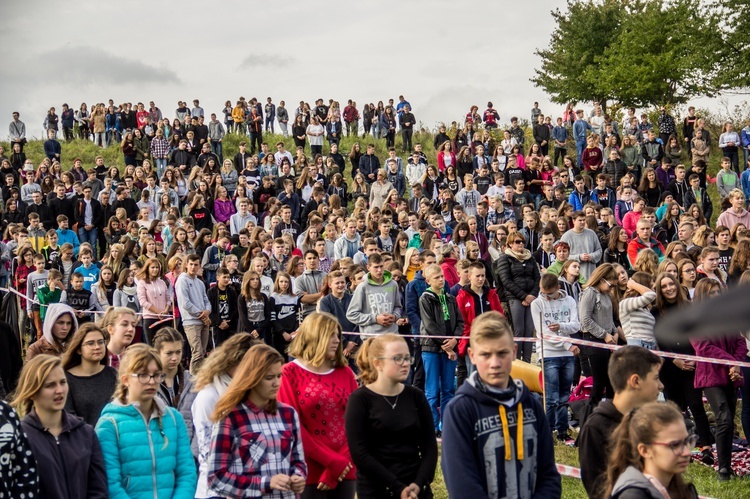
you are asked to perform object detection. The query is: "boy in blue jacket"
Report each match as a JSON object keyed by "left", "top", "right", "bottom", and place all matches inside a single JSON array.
[{"left": 441, "top": 311, "right": 561, "bottom": 499}]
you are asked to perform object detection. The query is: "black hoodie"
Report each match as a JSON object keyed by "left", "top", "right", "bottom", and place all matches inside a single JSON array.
[{"left": 578, "top": 400, "right": 624, "bottom": 498}]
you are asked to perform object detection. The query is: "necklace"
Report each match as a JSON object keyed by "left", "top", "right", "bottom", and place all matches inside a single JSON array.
[{"left": 382, "top": 393, "right": 399, "bottom": 410}]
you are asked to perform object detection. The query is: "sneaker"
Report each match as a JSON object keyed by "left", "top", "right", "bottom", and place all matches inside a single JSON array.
[
  {"left": 556, "top": 434, "right": 576, "bottom": 447},
  {"left": 701, "top": 448, "right": 715, "bottom": 466},
  {"left": 717, "top": 468, "right": 732, "bottom": 481}
]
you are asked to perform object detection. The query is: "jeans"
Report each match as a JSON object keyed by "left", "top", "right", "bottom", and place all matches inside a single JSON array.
[
  {"left": 704, "top": 384, "right": 738, "bottom": 472},
  {"left": 660, "top": 360, "right": 713, "bottom": 448},
  {"left": 509, "top": 299, "right": 534, "bottom": 362},
  {"left": 582, "top": 333, "right": 613, "bottom": 405},
  {"left": 155, "top": 158, "right": 168, "bottom": 179},
  {"left": 742, "top": 356, "right": 750, "bottom": 443},
  {"left": 406, "top": 336, "right": 425, "bottom": 391},
  {"left": 184, "top": 323, "right": 210, "bottom": 373},
  {"left": 248, "top": 131, "right": 262, "bottom": 154},
  {"left": 63, "top": 126, "right": 74, "bottom": 142},
  {"left": 279, "top": 122, "right": 288, "bottom": 137},
  {"left": 554, "top": 146, "right": 567, "bottom": 167},
  {"left": 78, "top": 226, "right": 98, "bottom": 259},
  {"left": 402, "top": 129, "right": 413, "bottom": 152},
  {"left": 346, "top": 121, "right": 358, "bottom": 137},
  {"left": 93, "top": 132, "right": 107, "bottom": 148},
  {"left": 311, "top": 145, "right": 323, "bottom": 156},
  {"left": 265, "top": 117, "right": 274, "bottom": 133},
  {"left": 422, "top": 351, "right": 457, "bottom": 431},
  {"left": 544, "top": 356, "right": 575, "bottom": 435},
  {"left": 301, "top": 480, "right": 356, "bottom": 499},
  {"left": 626, "top": 338, "right": 658, "bottom": 350},
  {"left": 211, "top": 140, "right": 223, "bottom": 162},
  {"left": 723, "top": 148, "right": 740, "bottom": 174}
]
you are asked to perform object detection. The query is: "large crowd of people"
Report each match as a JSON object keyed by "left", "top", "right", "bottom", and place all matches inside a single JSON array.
[{"left": 1, "top": 96, "right": 750, "bottom": 498}]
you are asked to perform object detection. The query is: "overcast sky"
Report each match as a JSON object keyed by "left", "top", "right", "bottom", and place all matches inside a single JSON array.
[{"left": 1, "top": 0, "right": 744, "bottom": 139}]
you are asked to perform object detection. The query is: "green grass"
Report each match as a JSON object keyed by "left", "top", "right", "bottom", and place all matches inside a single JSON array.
[{"left": 430, "top": 432, "right": 747, "bottom": 499}]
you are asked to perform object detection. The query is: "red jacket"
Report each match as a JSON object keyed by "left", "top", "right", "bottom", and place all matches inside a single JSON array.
[
  {"left": 441, "top": 258, "right": 460, "bottom": 287},
  {"left": 456, "top": 286, "right": 504, "bottom": 356},
  {"left": 437, "top": 151, "right": 456, "bottom": 172},
  {"left": 626, "top": 237, "right": 665, "bottom": 267}
]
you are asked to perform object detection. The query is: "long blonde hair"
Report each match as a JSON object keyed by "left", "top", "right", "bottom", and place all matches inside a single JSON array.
[
  {"left": 11, "top": 355, "right": 63, "bottom": 417},
  {"left": 287, "top": 312, "right": 347, "bottom": 368},
  {"left": 355, "top": 333, "right": 406, "bottom": 385},
  {"left": 212, "top": 344, "right": 284, "bottom": 421}
]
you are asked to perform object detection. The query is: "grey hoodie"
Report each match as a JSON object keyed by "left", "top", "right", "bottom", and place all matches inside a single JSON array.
[
  {"left": 346, "top": 271, "right": 402, "bottom": 335},
  {"left": 42, "top": 303, "right": 79, "bottom": 346},
  {"left": 610, "top": 465, "right": 681, "bottom": 499},
  {"left": 175, "top": 273, "right": 212, "bottom": 325},
  {"left": 333, "top": 232, "right": 361, "bottom": 260}
]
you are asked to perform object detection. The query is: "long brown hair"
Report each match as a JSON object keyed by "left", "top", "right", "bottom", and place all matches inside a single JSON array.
[
  {"left": 603, "top": 401, "right": 693, "bottom": 498},
  {"left": 212, "top": 344, "right": 284, "bottom": 421},
  {"left": 61, "top": 323, "right": 110, "bottom": 370},
  {"left": 152, "top": 327, "right": 186, "bottom": 406}
]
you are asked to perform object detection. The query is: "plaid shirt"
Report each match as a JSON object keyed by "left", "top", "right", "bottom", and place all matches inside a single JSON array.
[
  {"left": 150, "top": 136, "right": 170, "bottom": 159},
  {"left": 208, "top": 401, "right": 307, "bottom": 498}
]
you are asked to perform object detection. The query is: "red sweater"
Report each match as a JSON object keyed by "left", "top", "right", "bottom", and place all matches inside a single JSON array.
[{"left": 277, "top": 361, "right": 358, "bottom": 488}]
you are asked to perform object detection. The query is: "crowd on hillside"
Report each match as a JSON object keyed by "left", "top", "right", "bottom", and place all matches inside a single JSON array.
[{"left": 1, "top": 96, "right": 750, "bottom": 498}]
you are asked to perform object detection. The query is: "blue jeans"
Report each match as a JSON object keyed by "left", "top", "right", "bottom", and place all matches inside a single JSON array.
[
  {"left": 543, "top": 356, "right": 575, "bottom": 435},
  {"left": 78, "top": 226, "right": 98, "bottom": 258},
  {"left": 576, "top": 140, "right": 586, "bottom": 165},
  {"left": 155, "top": 158, "right": 168, "bottom": 178},
  {"left": 211, "top": 140, "right": 223, "bottom": 162},
  {"left": 422, "top": 351, "right": 457, "bottom": 431},
  {"left": 626, "top": 338, "right": 658, "bottom": 350}
]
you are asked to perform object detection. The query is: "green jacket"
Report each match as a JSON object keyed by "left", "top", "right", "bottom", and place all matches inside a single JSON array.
[{"left": 37, "top": 284, "right": 63, "bottom": 321}]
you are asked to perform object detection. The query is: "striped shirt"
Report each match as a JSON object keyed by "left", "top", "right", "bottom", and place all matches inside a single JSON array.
[
  {"left": 208, "top": 400, "right": 307, "bottom": 498},
  {"left": 619, "top": 291, "right": 657, "bottom": 343}
]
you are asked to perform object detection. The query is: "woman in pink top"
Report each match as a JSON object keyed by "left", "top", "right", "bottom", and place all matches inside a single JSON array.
[{"left": 136, "top": 257, "right": 173, "bottom": 344}]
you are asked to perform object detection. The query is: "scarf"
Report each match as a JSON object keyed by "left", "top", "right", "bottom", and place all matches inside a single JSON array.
[
  {"left": 504, "top": 247, "right": 532, "bottom": 261},
  {"left": 122, "top": 284, "right": 137, "bottom": 296},
  {"left": 212, "top": 373, "right": 233, "bottom": 398}
]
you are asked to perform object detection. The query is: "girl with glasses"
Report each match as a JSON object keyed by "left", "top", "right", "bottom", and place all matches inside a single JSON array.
[
  {"left": 96, "top": 344, "right": 197, "bottom": 497},
  {"left": 62, "top": 323, "right": 118, "bottom": 426},
  {"left": 604, "top": 402, "right": 698, "bottom": 498},
  {"left": 12, "top": 354, "right": 108, "bottom": 498},
  {"left": 345, "top": 333, "right": 437, "bottom": 499}
]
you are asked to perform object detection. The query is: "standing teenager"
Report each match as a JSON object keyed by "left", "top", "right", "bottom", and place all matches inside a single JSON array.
[
  {"left": 345, "top": 333, "right": 437, "bottom": 498},
  {"left": 96, "top": 344, "right": 197, "bottom": 498},
  {"left": 207, "top": 344, "right": 307, "bottom": 498},
  {"left": 12, "top": 354, "right": 108, "bottom": 498},
  {"left": 441, "top": 312, "right": 561, "bottom": 498},
  {"left": 278, "top": 312, "right": 358, "bottom": 498}
]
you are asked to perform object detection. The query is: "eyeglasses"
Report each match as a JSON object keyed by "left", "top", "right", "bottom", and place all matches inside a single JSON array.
[
  {"left": 650, "top": 435, "right": 698, "bottom": 455},
  {"left": 131, "top": 373, "right": 166, "bottom": 384},
  {"left": 82, "top": 339, "right": 106, "bottom": 348},
  {"left": 683, "top": 268, "right": 696, "bottom": 273},
  {"left": 377, "top": 355, "right": 414, "bottom": 365},
  {"left": 603, "top": 280, "right": 613, "bottom": 288}
]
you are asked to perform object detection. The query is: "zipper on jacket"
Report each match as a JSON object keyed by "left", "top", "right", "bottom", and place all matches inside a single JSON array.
[
  {"left": 145, "top": 421, "right": 159, "bottom": 498},
  {"left": 51, "top": 432, "right": 73, "bottom": 499}
]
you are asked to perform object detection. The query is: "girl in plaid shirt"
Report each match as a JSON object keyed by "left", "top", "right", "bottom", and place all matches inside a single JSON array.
[{"left": 208, "top": 344, "right": 307, "bottom": 498}]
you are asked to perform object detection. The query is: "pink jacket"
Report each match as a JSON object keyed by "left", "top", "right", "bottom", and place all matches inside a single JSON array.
[
  {"left": 437, "top": 151, "right": 456, "bottom": 172},
  {"left": 691, "top": 334, "right": 747, "bottom": 389}
]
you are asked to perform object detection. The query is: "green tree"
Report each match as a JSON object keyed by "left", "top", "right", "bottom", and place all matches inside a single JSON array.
[
  {"left": 531, "top": 0, "right": 626, "bottom": 109},
  {"left": 595, "top": 0, "right": 717, "bottom": 106},
  {"left": 706, "top": 0, "right": 750, "bottom": 91}
]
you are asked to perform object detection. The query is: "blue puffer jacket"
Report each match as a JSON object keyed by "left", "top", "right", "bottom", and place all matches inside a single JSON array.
[{"left": 95, "top": 398, "right": 198, "bottom": 499}]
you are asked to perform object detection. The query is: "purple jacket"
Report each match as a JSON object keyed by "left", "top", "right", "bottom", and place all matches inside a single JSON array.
[
  {"left": 213, "top": 198, "right": 236, "bottom": 224},
  {"left": 691, "top": 335, "right": 747, "bottom": 389}
]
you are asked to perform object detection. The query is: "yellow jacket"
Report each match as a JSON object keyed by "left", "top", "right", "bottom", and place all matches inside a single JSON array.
[{"left": 232, "top": 105, "right": 245, "bottom": 124}]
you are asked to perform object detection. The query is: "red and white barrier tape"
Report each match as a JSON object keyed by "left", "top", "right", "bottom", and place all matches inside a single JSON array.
[
  {"left": 339, "top": 330, "right": 750, "bottom": 369},
  {"left": 1, "top": 286, "right": 175, "bottom": 319}
]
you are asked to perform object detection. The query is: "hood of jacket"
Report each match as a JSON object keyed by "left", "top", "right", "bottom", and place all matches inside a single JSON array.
[
  {"left": 42, "top": 303, "right": 79, "bottom": 345},
  {"left": 366, "top": 269, "right": 393, "bottom": 286},
  {"left": 24, "top": 406, "right": 85, "bottom": 433},
  {"left": 610, "top": 466, "right": 663, "bottom": 499}
]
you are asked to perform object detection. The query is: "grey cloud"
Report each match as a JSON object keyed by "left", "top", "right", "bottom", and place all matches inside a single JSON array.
[
  {"left": 8, "top": 46, "right": 180, "bottom": 87},
  {"left": 239, "top": 54, "right": 295, "bottom": 69}
]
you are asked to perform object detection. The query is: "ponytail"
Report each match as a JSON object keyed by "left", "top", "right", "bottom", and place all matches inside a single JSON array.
[{"left": 355, "top": 333, "right": 404, "bottom": 385}]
